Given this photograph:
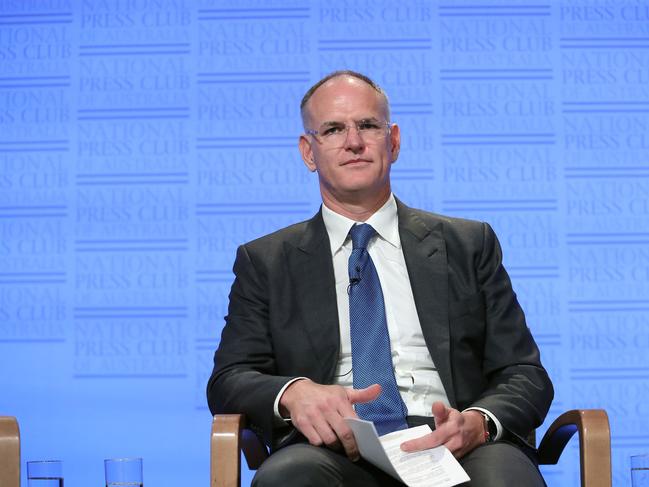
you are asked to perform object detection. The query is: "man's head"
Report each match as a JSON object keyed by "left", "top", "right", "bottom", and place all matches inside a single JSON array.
[{"left": 298, "top": 71, "right": 400, "bottom": 212}]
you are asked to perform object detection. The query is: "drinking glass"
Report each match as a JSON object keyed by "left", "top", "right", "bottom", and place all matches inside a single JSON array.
[
  {"left": 27, "top": 460, "right": 63, "bottom": 487},
  {"left": 104, "top": 457, "right": 143, "bottom": 487},
  {"left": 632, "top": 454, "right": 649, "bottom": 487}
]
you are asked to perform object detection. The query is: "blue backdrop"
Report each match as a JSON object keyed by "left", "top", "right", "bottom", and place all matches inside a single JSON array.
[{"left": 1, "top": 1, "right": 648, "bottom": 486}]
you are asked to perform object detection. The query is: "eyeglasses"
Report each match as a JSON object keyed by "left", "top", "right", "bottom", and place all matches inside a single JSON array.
[{"left": 305, "top": 119, "right": 390, "bottom": 146}]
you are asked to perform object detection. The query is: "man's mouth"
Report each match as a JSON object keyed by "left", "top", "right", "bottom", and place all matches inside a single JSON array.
[{"left": 341, "top": 158, "right": 371, "bottom": 166}]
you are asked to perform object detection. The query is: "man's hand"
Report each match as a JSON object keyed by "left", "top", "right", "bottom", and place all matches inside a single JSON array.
[
  {"left": 400, "top": 402, "right": 486, "bottom": 459},
  {"left": 279, "top": 379, "right": 382, "bottom": 461}
]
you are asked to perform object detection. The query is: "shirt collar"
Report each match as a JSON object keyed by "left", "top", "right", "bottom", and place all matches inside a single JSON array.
[{"left": 322, "top": 194, "right": 401, "bottom": 255}]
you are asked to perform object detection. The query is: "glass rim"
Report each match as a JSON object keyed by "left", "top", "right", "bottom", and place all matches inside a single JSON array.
[
  {"left": 104, "top": 457, "right": 143, "bottom": 463},
  {"left": 306, "top": 121, "right": 390, "bottom": 138},
  {"left": 27, "top": 460, "right": 62, "bottom": 464}
]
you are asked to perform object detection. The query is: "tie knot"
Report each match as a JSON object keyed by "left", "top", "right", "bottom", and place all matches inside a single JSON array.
[{"left": 350, "top": 223, "right": 376, "bottom": 250}]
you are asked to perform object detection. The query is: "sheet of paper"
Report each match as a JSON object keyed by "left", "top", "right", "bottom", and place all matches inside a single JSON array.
[{"left": 345, "top": 418, "right": 470, "bottom": 487}]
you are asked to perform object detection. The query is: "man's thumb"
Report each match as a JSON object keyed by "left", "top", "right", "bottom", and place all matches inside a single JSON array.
[
  {"left": 347, "top": 384, "right": 382, "bottom": 404},
  {"left": 432, "top": 401, "right": 449, "bottom": 425}
]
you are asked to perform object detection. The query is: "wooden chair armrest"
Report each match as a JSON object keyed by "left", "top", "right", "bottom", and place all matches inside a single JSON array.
[
  {"left": 0, "top": 416, "right": 20, "bottom": 487},
  {"left": 538, "top": 409, "right": 611, "bottom": 487},
  {"left": 211, "top": 414, "right": 269, "bottom": 487}
]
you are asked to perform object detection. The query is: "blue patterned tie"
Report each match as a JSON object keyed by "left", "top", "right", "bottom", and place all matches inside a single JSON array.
[{"left": 348, "top": 223, "right": 408, "bottom": 435}]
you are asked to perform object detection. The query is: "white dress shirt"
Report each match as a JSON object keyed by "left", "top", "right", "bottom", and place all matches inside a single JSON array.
[
  {"left": 274, "top": 194, "right": 502, "bottom": 438},
  {"left": 322, "top": 195, "right": 448, "bottom": 415}
]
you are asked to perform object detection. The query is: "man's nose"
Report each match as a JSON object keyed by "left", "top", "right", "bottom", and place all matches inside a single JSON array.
[{"left": 343, "top": 125, "right": 365, "bottom": 151}]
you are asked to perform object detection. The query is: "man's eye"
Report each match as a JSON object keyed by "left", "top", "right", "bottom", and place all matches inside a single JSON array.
[
  {"left": 323, "top": 126, "right": 344, "bottom": 136},
  {"left": 358, "top": 121, "right": 381, "bottom": 131}
]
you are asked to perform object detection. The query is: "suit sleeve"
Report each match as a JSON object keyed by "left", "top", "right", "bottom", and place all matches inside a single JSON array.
[
  {"left": 206, "top": 243, "right": 297, "bottom": 448},
  {"left": 469, "top": 222, "right": 554, "bottom": 441}
]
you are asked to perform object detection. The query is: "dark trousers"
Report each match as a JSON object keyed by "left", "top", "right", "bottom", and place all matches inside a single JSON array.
[{"left": 252, "top": 440, "right": 546, "bottom": 487}]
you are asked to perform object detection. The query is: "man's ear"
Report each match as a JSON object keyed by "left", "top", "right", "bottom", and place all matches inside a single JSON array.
[
  {"left": 389, "top": 123, "right": 401, "bottom": 163},
  {"left": 299, "top": 135, "right": 317, "bottom": 172}
]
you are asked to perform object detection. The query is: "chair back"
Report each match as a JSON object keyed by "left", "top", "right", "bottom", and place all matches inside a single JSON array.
[{"left": 0, "top": 416, "right": 20, "bottom": 487}]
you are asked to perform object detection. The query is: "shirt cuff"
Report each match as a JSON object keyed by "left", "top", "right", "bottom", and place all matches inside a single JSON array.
[
  {"left": 463, "top": 406, "right": 503, "bottom": 441},
  {"left": 273, "top": 377, "right": 308, "bottom": 426}
]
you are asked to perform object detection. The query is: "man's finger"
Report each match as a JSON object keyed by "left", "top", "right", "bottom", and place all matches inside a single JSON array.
[
  {"left": 400, "top": 432, "right": 441, "bottom": 453},
  {"left": 321, "top": 405, "right": 360, "bottom": 461},
  {"left": 295, "top": 419, "right": 324, "bottom": 447},
  {"left": 346, "top": 383, "right": 382, "bottom": 404},
  {"left": 428, "top": 422, "right": 454, "bottom": 446},
  {"left": 314, "top": 421, "right": 341, "bottom": 448},
  {"left": 432, "top": 401, "right": 450, "bottom": 427},
  {"left": 331, "top": 420, "right": 360, "bottom": 461},
  {"left": 306, "top": 410, "right": 346, "bottom": 450}
]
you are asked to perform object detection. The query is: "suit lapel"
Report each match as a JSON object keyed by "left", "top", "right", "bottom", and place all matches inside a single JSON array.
[
  {"left": 285, "top": 210, "right": 340, "bottom": 382},
  {"left": 396, "top": 200, "right": 457, "bottom": 408}
]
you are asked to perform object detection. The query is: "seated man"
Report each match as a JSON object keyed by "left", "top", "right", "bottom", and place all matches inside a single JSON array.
[{"left": 207, "top": 70, "right": 553, "bottom": 486}]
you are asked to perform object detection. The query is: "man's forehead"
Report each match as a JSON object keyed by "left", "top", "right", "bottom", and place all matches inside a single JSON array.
[{"left": 320, "top": 116, "right": 380, "bottom": 126}]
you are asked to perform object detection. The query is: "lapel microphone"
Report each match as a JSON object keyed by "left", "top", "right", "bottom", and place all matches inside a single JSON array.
[{"left": 348, "top": 266, "right": 362, "bottom": 294}]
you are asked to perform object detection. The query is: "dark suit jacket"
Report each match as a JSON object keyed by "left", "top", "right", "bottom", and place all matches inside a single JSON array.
[{"left": 207, "top": 198, "right": 553, "bottom": 450}]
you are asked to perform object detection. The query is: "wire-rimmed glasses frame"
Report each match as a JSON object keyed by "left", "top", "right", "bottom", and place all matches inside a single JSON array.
[{"left": 305, "top": 118, "right": 391, "bottom": 146}]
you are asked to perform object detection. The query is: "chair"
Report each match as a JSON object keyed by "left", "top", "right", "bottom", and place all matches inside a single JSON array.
[
  {"left": 210, "top": 409, "right": 611, "bottom": 487},
  {"left": 0, "top": 416, "right": 21, "bottom": 487},
  {"left": 537, "top": 410, "right": 612, "bottom": 486}
]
